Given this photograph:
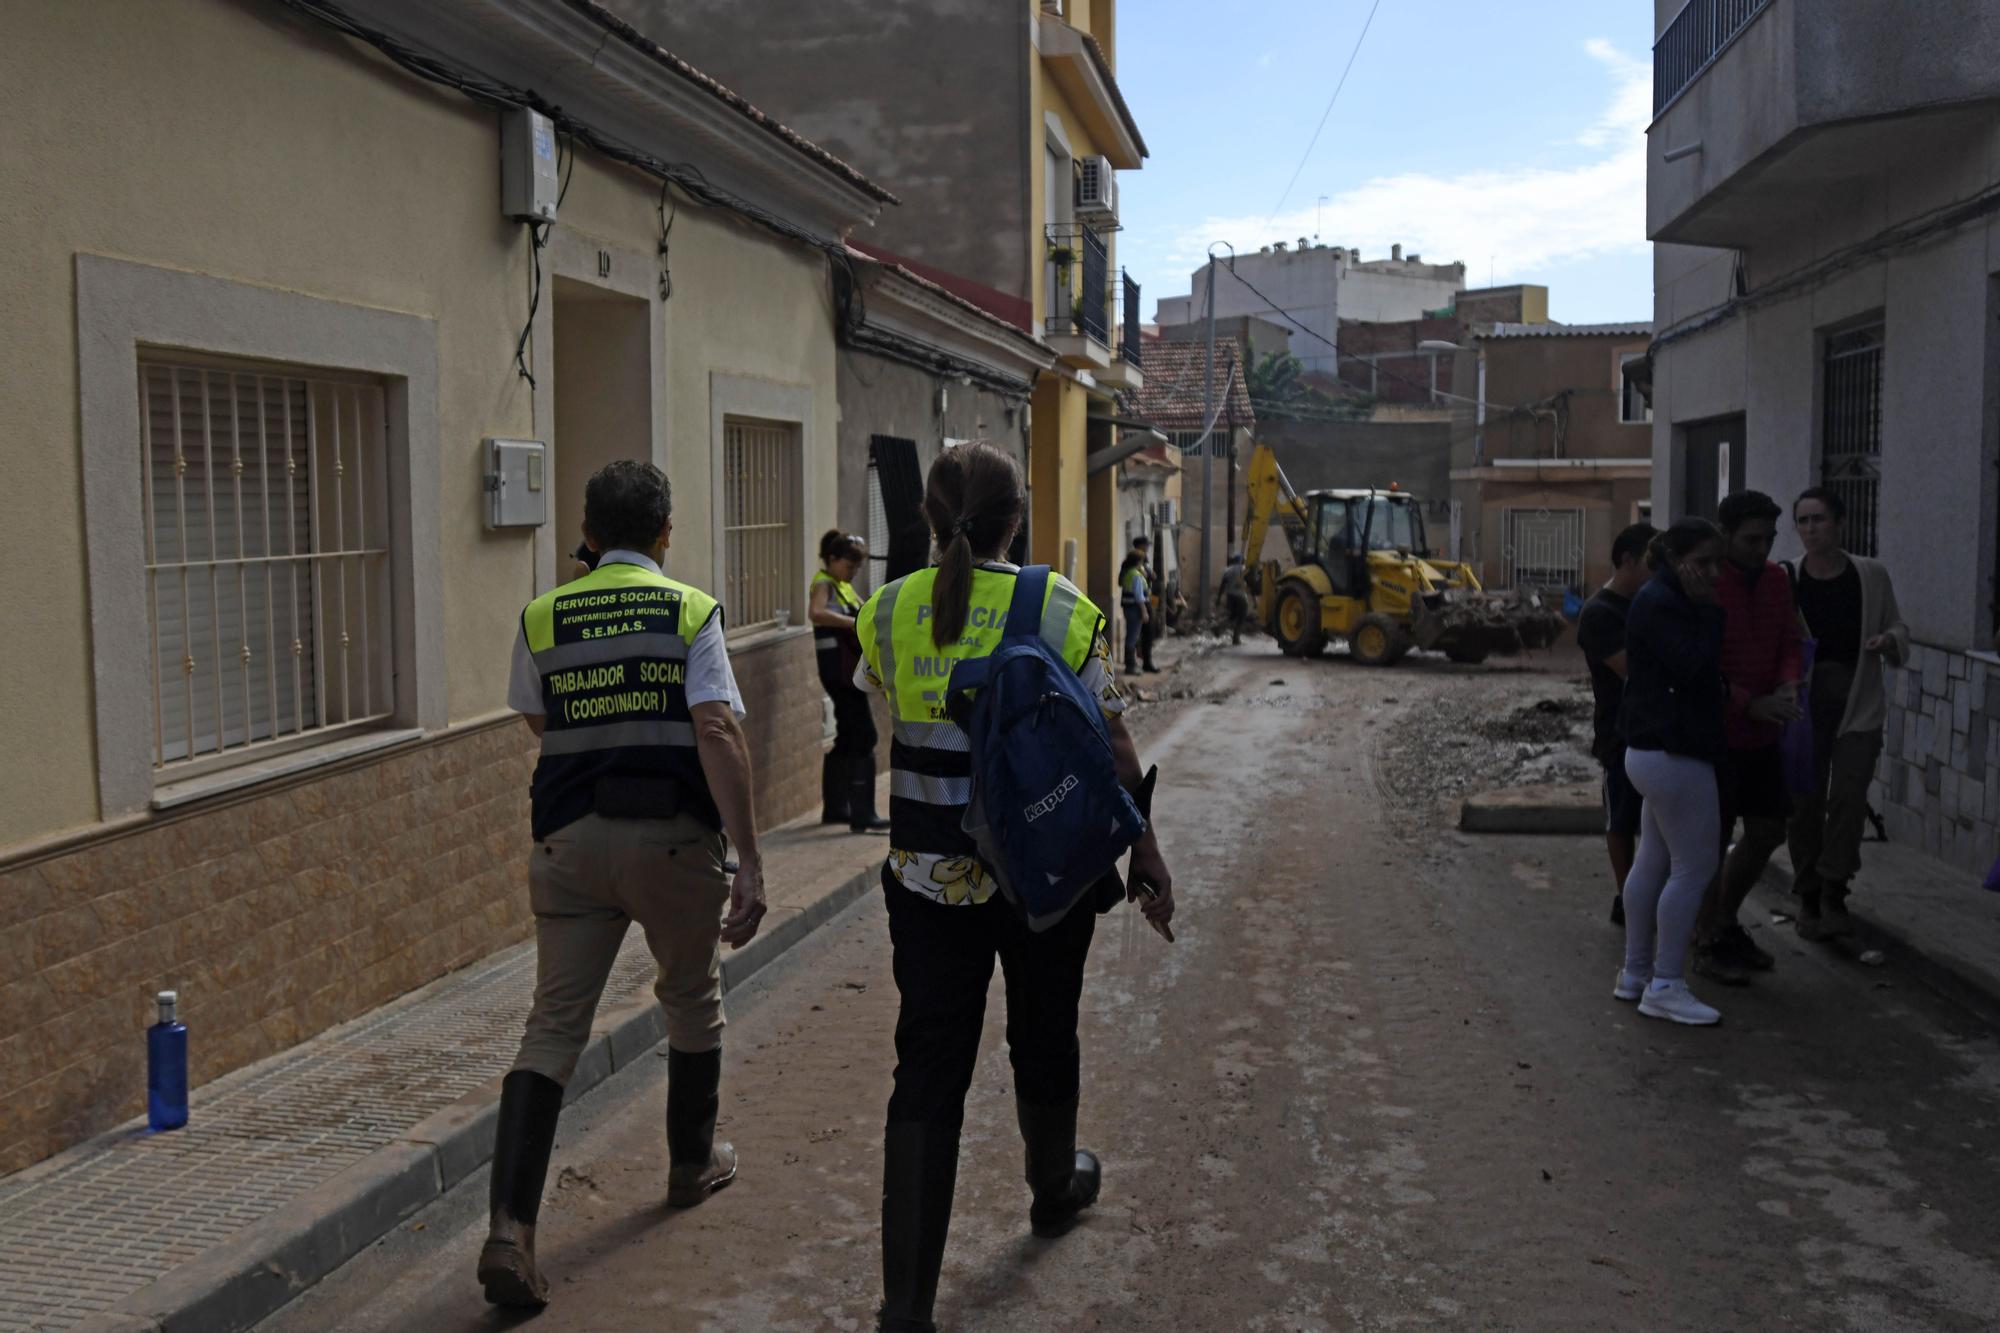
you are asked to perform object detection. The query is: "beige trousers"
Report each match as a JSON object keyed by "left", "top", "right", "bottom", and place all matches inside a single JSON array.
[{"left": 511, "top": 811, "right": 732, "bottom": 1085}]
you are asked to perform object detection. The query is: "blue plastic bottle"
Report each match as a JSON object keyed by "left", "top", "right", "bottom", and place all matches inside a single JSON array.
[{"left": 147, "top": 990, "right": 188, "bottom": 1132}]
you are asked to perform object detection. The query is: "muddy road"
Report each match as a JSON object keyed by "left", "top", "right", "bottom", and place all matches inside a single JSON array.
[{"left": 263, "top": 642, "right": 2000, "bottom": 1332}]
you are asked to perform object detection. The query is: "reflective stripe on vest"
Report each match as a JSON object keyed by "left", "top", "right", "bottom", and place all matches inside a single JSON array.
[
  {"left": 858, "top": 565, "right": 1103, "bottom": 876},
  {"left": 521, "top": 562, "right": 720, "bottom": 839}
]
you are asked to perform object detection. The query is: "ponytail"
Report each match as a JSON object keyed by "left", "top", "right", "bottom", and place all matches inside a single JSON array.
[
  {"left": 922, "top": 442, "right": 1025, "bottom": 647},
  {"left": 1646, "top": 515, "right": 1722, "bottom": 571}
]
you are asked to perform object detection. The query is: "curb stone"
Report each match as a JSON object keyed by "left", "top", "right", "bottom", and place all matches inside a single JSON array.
[
  {"left": 74, "top": 864, "right": 879, "bottom": 1333},
  {"left": 1459, "top": 784, "right": 1603, "bottom": 835}
]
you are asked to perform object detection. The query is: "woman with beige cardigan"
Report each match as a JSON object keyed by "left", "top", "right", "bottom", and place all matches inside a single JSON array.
[{"left": 1786, "top": 487, "right": 1910, "bottom": 940}]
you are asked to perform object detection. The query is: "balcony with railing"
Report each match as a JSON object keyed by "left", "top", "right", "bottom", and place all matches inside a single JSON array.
[
  {"left": 1650, "top": 0, "right": 2000, "bottom": 246},
  {"left": 1653, "top": 0, "right": 1771, "bottom": 117},
  {"left": 1044, "top": 222, "right": 1112, "bottom": 370},
  {"left": 1099, "top": 268, "right": 1144, "bottom": 390}
]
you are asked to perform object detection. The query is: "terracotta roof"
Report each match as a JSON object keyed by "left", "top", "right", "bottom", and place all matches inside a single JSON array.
[
  {"left": 1080, "top": 31, "right": 1149, "bottom": 159},
  {"left": 564, "top": 0, "right": 900, "bottom": 205},
  {"left": 1127, "top": 340, "right": 1255, "bottom": 432},
  {"left": 849, "top": 239, "right": 1033, "bottom": 333},
  {"left": 845, "top": 245, "right": 1048, "bottom": 354}
]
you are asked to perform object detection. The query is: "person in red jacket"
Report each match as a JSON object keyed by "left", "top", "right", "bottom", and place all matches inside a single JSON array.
[{"left": 1694, "top": 490, "right": 1804, "bottom": 984}]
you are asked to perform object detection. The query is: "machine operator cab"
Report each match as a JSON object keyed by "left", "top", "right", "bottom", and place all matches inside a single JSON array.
[{"left": 1286, "top": 487, "right": 1428, "bottom": 598}]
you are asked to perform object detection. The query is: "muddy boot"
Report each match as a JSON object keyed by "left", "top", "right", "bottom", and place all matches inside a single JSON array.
[
  {"left": 878, "top": 1123, "right": 960, "bottom": 1333},
  {"left": 666, "top": 1046, "right": 737, "bottom": 1207},
  {"left": 821, "top": 753, "right": 850, "bottom": 825},
  {"left": 1821, "top": 880, "right": 1855, "bottom": 938},
  {"left": 477, "top": 1070, "right": 563, "bottom": 1308},
  {"left": 1016, "top": 1096, "right": 1101, "bottom": 1239},
  {"left": 848, "top": 755, "right": 891, "bottom": 834},
  {"left": 1795, "top": 889, "right": 1828, "bottom": 941}
]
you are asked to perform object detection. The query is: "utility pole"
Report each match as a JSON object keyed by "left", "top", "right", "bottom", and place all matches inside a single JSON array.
[{"left": 1199, "top": 254, "right": 1217, "bottom": 621}]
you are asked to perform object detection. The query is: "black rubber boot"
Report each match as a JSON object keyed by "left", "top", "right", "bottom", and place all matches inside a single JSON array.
[
  {"left": 1016, "top": 1097, "right": 1101, "bottom": 1239},
  {"left": 666, "top": 1046, "right": 737, "bottom": 1206},
  {"left": 477, "top": 1070, "right": 563, "bottom": 1308},
  {"left": 877, "top": 1123, "right": 959, "bottom": 1333},
  {"left": 822, "top": 752, "right": 850, "bottom": 825},
  {"left": 849, "top": 754, "right": 890, "bottom": 834}
]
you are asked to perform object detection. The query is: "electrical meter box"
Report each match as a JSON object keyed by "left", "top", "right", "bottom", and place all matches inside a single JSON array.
[
  {"left": 485, "top": 438, "right": 547, "bottom": 529},
  {"left": 501, "top": 108, "right": 559, "bottom": 222}
]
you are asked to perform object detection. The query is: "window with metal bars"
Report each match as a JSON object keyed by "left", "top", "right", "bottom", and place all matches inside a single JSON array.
[
  {"left": 722, "top": 417, "right": 804, "bottom": 633},
  {"left": 1821, "top": 323, "right": 1884, "bottom": 558},
  {"left": 141, "top": 360, "right": 396, "bottom": 773}
]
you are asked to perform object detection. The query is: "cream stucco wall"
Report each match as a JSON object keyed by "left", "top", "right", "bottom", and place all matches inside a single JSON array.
[{"left": 0, "top": 0, "right": 839, "bottom": 849}]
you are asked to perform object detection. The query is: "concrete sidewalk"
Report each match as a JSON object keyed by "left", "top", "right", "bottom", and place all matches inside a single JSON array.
[
  {"left": 0, "top": 804, "right": 894, "bottom": 1333},
  {"left": 1756, "top": 837, "right": 2000, "bottom": 1024}
]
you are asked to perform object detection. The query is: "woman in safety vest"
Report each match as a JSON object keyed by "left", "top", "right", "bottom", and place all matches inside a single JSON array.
[
  {"left": 812, "top": 531, "right": 890, "bottom": 833},
  {"left": 854, "top": 442, "right": 1176, "bottom": 1333}
]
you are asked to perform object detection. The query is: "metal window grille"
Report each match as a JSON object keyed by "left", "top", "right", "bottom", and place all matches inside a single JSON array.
[
  {"left": 141, "top": 361, "right": 395, "bottom": 773},
  {"left": 1503, "top": 507, "right": 1585, "bottom": 595},
  {"left": 1821, "top": 324, "right": 1884, "bottom": 557},
  {"left": 1045, "top": 222, "right": 1109, "bottom": 345},
  {"left": 722, "top": 417, "right": 802, "bottom": 632},
  {"left": 1117, "top": 270, "right": 1143, "bottom": 368},
  {"left": 864, "top": 457, "right": 888, "bottom": 598},
  {"left": 1653, "top": 0, "right": 1771, "bottom": 116}
]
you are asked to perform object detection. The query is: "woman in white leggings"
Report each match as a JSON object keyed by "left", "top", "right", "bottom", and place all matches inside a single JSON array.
[{"left": 1617, "top": 518, "right": 1729, "bottom": 1026}]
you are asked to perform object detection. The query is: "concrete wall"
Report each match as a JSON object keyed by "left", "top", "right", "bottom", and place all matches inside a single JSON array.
[
  {"left": 0, "top": 0, "right": 845, "bottom": 1168},
  {"left": 600, "top": 0, "right": 1034, "bottom": 301},
  {"left": 1480, "top": 334, "right": 1654, "bottom": 463}
]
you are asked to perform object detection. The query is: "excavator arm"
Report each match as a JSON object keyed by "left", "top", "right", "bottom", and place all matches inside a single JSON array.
[{"left": 1241, "top": 443, "right": 1311, "bottom": 623}]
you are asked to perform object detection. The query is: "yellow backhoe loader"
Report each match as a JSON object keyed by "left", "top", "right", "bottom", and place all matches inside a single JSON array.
[{"left": 1238, "top": 443, "right": 1559, "bottom": 666}]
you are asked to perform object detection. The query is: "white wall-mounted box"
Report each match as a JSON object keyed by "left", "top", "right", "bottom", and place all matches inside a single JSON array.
[{"left": 485, "top": 438, "right": 547, "bottom": 529}]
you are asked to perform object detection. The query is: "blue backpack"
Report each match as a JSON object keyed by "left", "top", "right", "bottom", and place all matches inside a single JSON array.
[{"left": 946, "top": 566, "right": 1148, "bottom": 931}]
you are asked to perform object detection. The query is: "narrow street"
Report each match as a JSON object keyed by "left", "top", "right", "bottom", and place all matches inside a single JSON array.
[{"left": 265, "top": 644, "right": 2000, "bottom": 1333}]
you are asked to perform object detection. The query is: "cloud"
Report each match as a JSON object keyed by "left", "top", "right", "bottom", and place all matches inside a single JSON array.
[{"left": 1159, "top": 40, "right": 1649, "bottom": 286}]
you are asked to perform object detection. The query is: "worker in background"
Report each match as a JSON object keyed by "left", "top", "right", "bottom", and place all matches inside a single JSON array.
[
  {"left": 1219, "top": 553, "right": 1251, "bottom": 646},
  {"left": 1694, "top": 490, "right": 1803, "bottom": 987},
  {"left": 810, "top": 530, "right": 889, "bottom": 833},
  {"left": 480, "top": 460, "right": 768, "bottom": 1310},
  {"left": 1118, "top": 535, "right": 1153, "bottom": 676},
  {"left": 1785, "top": 488, "right": 1908, "bottom": 940},
  {"left": 1576, "top": 522, "right": 1658, "bottom": 927},
  {"left": 856, "top": 442, "right": 1175, "bottom": 1333}
]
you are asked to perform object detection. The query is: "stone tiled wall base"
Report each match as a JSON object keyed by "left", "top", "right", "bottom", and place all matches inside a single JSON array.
[
  {"left": 731, "top": 629, "right": 823, "bottom": 832},
  {"left": 1877, "top": 645, "right": 2000, "bottom": 876},
  {"left": 0, "top": 721, "right": 539, "bottom": 1176}
]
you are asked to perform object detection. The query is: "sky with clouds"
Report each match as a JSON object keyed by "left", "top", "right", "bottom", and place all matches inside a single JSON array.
[{"left": 1116, "top": 1, "right": 1656, "bottom": 326}]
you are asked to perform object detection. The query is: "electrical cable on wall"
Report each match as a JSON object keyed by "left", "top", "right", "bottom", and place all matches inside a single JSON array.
[{"left": 657, "top": 179, "right": 676, "bottom": 302}]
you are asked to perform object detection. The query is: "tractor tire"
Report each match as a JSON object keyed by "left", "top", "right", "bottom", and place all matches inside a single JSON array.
[
  {"left": 1349, "top": 613, "right": 1404, "bottom": 667},
  {"left": 1444, "top": 642, "right": 1490, "bottom": 665},
  {"left": 1274, "top": 582, "right": 1327, "bottom": 658}
]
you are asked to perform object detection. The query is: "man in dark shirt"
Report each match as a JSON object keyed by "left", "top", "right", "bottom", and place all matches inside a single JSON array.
[{"left": 1576, "top": 522, "right": 1656, "bottom": 926}]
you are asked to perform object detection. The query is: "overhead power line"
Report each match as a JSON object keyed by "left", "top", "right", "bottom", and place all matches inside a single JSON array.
[{"left": 1267, "top": 0, "right": 1382, "bottom": 224}]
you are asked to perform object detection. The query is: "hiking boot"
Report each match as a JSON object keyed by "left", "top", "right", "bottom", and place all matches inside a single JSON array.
[
  {"left": 1714, "top": 923, "right": 1775, "bottom": 972},
  {"left": 1795, "top": 891, "right": 1828, "bottom": 941},
  {"left": 665, "top": 1047, "right": 738, "bottom": 1207},
  {"left": 1613, "top": 968, "right": 1649, "bottom": 1002},
  {"left": 1637, "top": 979, "right": 1722, "bottom": 1026},
  {"left": 1690, "top": 945, "right": 1750, "bottom": 987},
  {"left": 1609, "top": 892, "right": 1626, "bottom": 927},
  {"left": 1821, "top": 882, "right": 1855, "bottom": 938}
]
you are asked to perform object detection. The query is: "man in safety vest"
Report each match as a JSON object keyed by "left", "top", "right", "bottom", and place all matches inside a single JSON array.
[
  {"left": 478, "top": 460, "right": 768, "bottom": 1309},
  {"left": 1118, "top": 535, "right": 1154, "bottom": 676}
]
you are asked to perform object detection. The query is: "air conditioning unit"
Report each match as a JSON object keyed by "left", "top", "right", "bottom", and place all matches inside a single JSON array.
[{"left": 1075, "top": 156, "right": 1118, "bottom": 226}]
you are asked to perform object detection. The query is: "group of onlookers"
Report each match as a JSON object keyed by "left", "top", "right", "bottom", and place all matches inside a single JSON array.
[{"left": 1577, "top": 489, "right": 1908, "bottom": 1026}]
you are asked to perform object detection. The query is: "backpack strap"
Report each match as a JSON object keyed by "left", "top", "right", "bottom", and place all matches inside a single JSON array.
[{"left": 1007, "top": 565, "right": 1051, "bottom": 638}]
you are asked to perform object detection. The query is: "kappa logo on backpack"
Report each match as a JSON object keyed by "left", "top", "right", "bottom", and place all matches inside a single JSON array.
[{"left": 946, "top": 567, "right": 1147, "bottom": 931}]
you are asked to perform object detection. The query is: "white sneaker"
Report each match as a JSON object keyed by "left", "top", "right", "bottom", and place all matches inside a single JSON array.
[
  {"left": 1637, "top": 979, "right": 1721, "bottom": 1026},
  {"left": 1613, "top": 969, "right": 1649, "bottom": 1002}
]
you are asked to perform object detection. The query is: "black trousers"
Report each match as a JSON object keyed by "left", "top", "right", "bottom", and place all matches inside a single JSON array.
[
  {"left": 882, "top": 871, "right": 1096, "bottom": 1129},
  {"left": 829, "top": 685, "right": 878, "bottom": 759}
]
